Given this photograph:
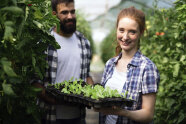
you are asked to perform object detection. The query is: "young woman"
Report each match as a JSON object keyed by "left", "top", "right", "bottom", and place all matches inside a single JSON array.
[{"left": 95, "top": 7, "right": 160, "bottom": 124}]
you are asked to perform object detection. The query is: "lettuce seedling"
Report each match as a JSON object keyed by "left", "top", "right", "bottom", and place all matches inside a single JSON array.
[
  {"left": 50, "top": 78, "right": 133, "bottom": 101},
  {"left": 61, "top": 87, "right": 70, "bottom": 94},
  {"left": 82, "top": 85, "right": 93, "bottom": 97}
]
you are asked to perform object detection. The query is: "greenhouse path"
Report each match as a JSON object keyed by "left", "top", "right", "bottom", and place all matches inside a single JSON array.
[{"left": 86, "top": 71, "right": 103, "bottom": 124}]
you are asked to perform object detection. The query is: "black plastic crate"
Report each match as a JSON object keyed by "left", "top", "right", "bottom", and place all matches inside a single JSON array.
[{"left": 46, "top": 84, "right": 134, "bottom": 108}]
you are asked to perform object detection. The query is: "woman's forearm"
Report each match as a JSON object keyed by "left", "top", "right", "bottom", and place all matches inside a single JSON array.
[
  {"left": 117, "top": 108, "right": 154, "bottom": 123},
  {"left": 118, "top": 93, "right": 156, "bottom": 123}
]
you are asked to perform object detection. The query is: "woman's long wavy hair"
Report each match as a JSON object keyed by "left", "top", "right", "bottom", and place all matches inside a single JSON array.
[{"left": 115, "top": 6, "right": 146, "bottom": 56}]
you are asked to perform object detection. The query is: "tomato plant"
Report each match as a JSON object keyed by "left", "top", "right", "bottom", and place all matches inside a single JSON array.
[{"left": 141, "top": 1, "right": 186, "bottom": 123}]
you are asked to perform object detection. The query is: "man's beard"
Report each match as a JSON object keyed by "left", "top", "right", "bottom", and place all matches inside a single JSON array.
[{"left": 60, "top": 18, "right": 76, "bottom": 34}]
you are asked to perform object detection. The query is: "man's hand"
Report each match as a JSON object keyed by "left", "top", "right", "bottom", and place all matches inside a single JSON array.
[
  {"left": 86, "top": 76, "right": 94, "bottom": 85},
  {"left": 32, "top": 82, "right": 56, "bottom": 105}
]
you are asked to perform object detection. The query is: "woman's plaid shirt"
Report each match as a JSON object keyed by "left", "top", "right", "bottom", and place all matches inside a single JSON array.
[
  {"left": 37, "top": 31, "right": 92, "bottom": 124},
  {"left": 99, "top": 50, "right": 160, "bottom": 124}
]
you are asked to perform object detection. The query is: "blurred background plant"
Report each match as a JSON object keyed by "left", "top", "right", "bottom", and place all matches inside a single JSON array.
[{"left": 142, "top": 1, "right": 186, "bottom": 123}]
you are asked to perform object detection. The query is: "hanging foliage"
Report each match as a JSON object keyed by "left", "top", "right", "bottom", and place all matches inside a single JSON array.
[{"left": 0, "top": 0, "right": 94, "bottom": 123}]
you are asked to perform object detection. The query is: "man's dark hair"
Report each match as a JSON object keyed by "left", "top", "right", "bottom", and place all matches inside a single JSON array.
[{"left": 51, "top": 0, "right": 74, "bottom": 12}]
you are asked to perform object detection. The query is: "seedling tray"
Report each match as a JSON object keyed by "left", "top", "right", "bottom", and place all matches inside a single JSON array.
[{"left": 46, "top": 85, "right": 134, "bottom": 108}]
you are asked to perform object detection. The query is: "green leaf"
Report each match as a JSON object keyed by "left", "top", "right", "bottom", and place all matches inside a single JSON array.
[
  {"left": 173, "top": 63, "right": 180, "bottom": 77},
  {"left": 0, "top": 90, "right": 4, "bottom": 96},
  {"left": 162, "top": 57, "right": 169, "bottom": 63},
  {"left": 33, "top": 20, "right": 43, "bottom": 29},
  {"left": 32, "top": 56, "right": 36, "bottom": 67},
  {"left": 178, "top": 111, "right": 185, "bottom": 123},
  {"left": 34, "top": 9, "right": 43, "bottom": 19},
  {"left": 30, "top": 87, "right": 42, "bottom": 93},
  {"left": 176, "top": 42, "right": 182, "bottom": 47},
  {"left": 180, "top": 55, "right": 186, "bottom": 61},
  {"left": 181, "top": 74, "right": 186, "bottom": 80},
  {"left": 7, "top": 99, "right": 12, "bottom": 114},
  {"left": 35, "top": 66, "right": 43, "bottom": 79},
  {"left": 2, "top": 82, "right": 15, "bottom": 96},
  {"left": 27, "top": 106, "right": 33, "bottom": 114},
  {"left": 0, "top": 6, "right": 23, "bottom": 14},
  {"left": 166, "top": 99, "right": 176, "bottom": 108},
  {"left": 1, "top": 57, "right": 17, "bottom": 77},
  {"left": 3, "top": 21, "right": 14, "bottom": 41},
  {"left": 174, "top": 32, "right": 179, "bottom": 39},
  {"left": 56, "top": 22, "right": 60, "bottom": 33},
  {"left": 25, "top": 6, "right": 30, "bottom": 21}
]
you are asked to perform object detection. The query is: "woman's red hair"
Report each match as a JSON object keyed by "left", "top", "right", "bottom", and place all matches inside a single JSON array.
[{"left": 115, "top": 6, "right": 146, "bottom": 56}]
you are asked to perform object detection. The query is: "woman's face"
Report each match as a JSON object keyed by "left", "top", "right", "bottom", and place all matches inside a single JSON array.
[{"left": 117, "top": 17, "right": 141, "bottom": 52}]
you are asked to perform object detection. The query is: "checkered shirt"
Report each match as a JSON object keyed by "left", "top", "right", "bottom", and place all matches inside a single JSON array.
[
  {"left": 38, "top": 30, "right": 92, "bottom": 124},
  {"left": 99, "top": 50, "right": 160, "bottom": 124}
]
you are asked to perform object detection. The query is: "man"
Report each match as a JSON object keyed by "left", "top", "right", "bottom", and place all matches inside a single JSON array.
[{"left": 32, "top": 0, "right": 94, "bottom": 124}]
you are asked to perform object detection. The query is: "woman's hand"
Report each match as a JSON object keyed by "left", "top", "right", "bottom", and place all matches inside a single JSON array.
[
  {"left": 93, "top": 106, "right": 124, "bottom": 115},
  {"left": 94, "top": 93, "right": 156, "bottom": 123}
]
